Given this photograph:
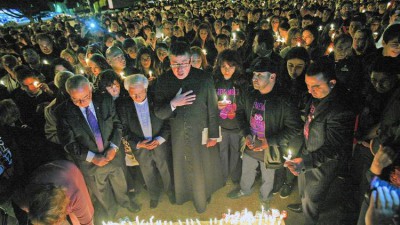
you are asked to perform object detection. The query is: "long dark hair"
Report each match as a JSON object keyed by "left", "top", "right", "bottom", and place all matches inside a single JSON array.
[{"left": 213, "top": 49, "right": 245, "bottom": 85}]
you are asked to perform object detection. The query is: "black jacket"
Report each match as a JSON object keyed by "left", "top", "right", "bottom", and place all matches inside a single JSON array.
[
  {"left": 236, "top": 87, "right": 303, "bottom": 162},
  {"left": 302, "top": 86, "right": 356, "bottom": 170}
]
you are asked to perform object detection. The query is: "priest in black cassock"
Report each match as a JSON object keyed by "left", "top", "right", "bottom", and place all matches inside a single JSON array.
[{"left": 153, "top": 41, "right": 224, "bottom": 213}]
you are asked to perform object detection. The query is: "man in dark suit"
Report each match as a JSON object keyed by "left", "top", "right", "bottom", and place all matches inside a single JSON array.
[
  {"left": 116, "top": 74, "right": 174, "bottom": 209},
  {"left": 285, "top": 60, "right": 356, "bottom": 225},
  {"left": 55, "top": 75, "right": 140, "bottom": 220}
]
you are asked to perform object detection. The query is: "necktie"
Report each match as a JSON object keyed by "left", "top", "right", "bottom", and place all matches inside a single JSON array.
[
  {"left": 86, "top": 107, "right": 104, "bottom": 152},
  {"left": 304, "top": 103, "right": 315, "bottom": 140}
]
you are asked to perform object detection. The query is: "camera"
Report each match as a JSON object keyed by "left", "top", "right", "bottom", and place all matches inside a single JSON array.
[{"left": 371, "top": 176, "right": 400, "bottom": 196}]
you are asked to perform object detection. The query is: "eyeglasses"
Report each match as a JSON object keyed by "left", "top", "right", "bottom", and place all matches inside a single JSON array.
[
  {"left": 170, "top": 61, "right": 191, "bottom": 68},
  {"left": 113, "top": 55, "right": 125, "bottom": 62},
  {"left": 71, "top": 93, "right": 91, "bottom": 104}
]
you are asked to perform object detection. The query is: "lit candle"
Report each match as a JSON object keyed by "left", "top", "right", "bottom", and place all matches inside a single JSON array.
[
  {"left": 331, "top": 32, "right": 336, "bottom": 40},
  {"left": 236, "top": 28, "right": 240, "bottom": 31},
  {"left": 33, "top": 81, "right": 40, "bottom": 87},
  {"left": 297, "top": 41, "right": 301, "bottom": 47},
  {"left": 43, "top": 59, "right": 49, "bottom": 65},
  {"left": 387, "top": 2, "right": 391, "bottom": 8},
  {"left": 120, "top": 72, "right": 125, "bottom": 78},
  {"left": 210, "top": 218, "right": 212, "bottom": 225},
  {"left": 214, "top": 218, "right": 217, "bottom": 224},
  {"left": 185, "top": 219, "right": 189, "bottom": 225},
  {"left": 373, "top": 32, "right": 378, "bottom": 36},
  {"left": 362, "top": 9, "right": 366, "bottom": 13},
  {"left": 284, "top": 149, "right": 293, "bottom": 161},
  {"left": 136, "top": 216, "right": 140, "bottom": 225},
  {"left": 330, "top": 23, "right": 335, "bottom": 31},
  {"left": 161, "top": 33, "right": 164, "bottom": 39},
  {"left": 196, "top": 219, "right": 201, "bottom": 225},
  {"left": 202, "top": 49, "right": 207, "bottom": 55},
  {"left": 232, "top": 33, "right": 237, "bottom": 41},
  {"left": 108, "top": 29, "right": 112, "bottom": 33},
  {"left": 328, "top": 47, "right": 333, "bottom": 53},
  {"left": 261, "top": 205, "right": 264, "bottom": 214},
  {"left": 0, "top": 81, "right": 4, "bottom": 86},
  {"left": 149, "top": 70, "right": 153, "bottom": 78},
  {"left": 80, "top": 69, "right": 84, "bottom": 74},
  {"left": 222, "top": 95, "right": 228, "bottom": 104},
  {"left": 150, "top": 216, "right": 154, "bottom": 225},
  {"left": 178, "top": 220, "right": 182, "bottom": 225},
  {"left": 318, "top": 26, "right": 323, "bottom": 31}
]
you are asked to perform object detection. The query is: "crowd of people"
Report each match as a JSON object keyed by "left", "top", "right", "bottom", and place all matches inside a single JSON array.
[{"left": 0, "top": 0, "right": 400, "bottom": 224}]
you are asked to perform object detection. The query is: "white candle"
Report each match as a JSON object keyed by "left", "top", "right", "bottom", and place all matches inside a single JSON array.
[
  {"left": 202, "top": 49, "right": 207, "bottom": 55},
  {"left": 387, "top": 2, "right": 391, "bottom": 8},
  {"left": 284, "top": 149, "right": 293, "bottom": 161},
  {"left": 318, "top": 26, "right": 323, "bottom": 31},
  {"left": 0, "top": 81, "right": 4, "bottom": 86},
  {"left": 178, "top": 220, "right": 182, "bottom": 225},
  {"left": 136, "top": 216, "right": 140, "bottom": 225},
  {"left": 297, "top": 41, "right": 301, "bottom": 47},
  {"left": 149, "top": 70, "right": 153, "bottom": 78},
  {"left": 232, "top": 33, "right": 237, "bottom": 41},
  {"left": 210, "top": 218, "right": 213, "bottom": 225},
  {"left": 150, "top": 216, "right": 154, "bottom": 225},
  {"left": 120, "top": 72, "right": 125, "bottom": 78},
  {"left": 80, "top": 69, "right": 84, "bottom": 74},
  {"left": 43, "top": 59, "right": 49, "bottom": 65},
  {"left": 330, "top": 24, "right": 335, "bottom": 31}
]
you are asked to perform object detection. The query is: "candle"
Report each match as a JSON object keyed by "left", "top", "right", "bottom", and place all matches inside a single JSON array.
[
  {"left": 318, "top": 26, "right": 323, "bottom": 31},
  {"left": 362, "top": 9, "right": 366, "bottom": 13},
  {"left": 161, "top": 33, "right": 164, "bottom": 39},
  {"left": 150, "top": 216, "right": 154, "bottom": 225},
  {"left": 222, "top": 95, "right": 228, "bottom": 104},
  {"left": 297, "top": 41, "right": 301, "bottom": 47},
  {"left": 331, "top": 32, "right": 336, "bottom": 40},
  {"left": 196, "top": 219, "right": 201, "bottom": 225},
  {"left": 236, "top": 28, "right": 240, "bottom": 31},
  {"left": 120, "top": 72, "right": 125, "bottom": 78},
  {"left": 0, "top": 81, "right": 4, "bottom": 86},
  {"left": 210, "top": 218, "right": 212, "bottom": 225},
  {"left": 185, "top": 219, "right": 189, "bottom": 225},
  {"left": 328, "top": 47, "right": 333, "bottom": 53},
  {"left": 136, "top": 216, "right": 140, "bottom": 225},
  {"left": 232, "top": 33, "right": 237, "bottom": 41},
  {"left": 43, "top": 59, "right": 49, "bottom": 65},
  {"left": 80, "top": 69, "right": 84, "bottom": 74},
  {"left": 330, "top": 24, "right": 335, "bottom": 31},
  {"left": 178, "top": 220, "right": 182, "bottom": 225},
  {"left": 149, "top": 70, "right": 153, "bottom": 78},
  {"left": 202, "top": 49, "right": 207, "bottom": 55},
  {"left": 387, "top": 2, "right": 391, "bottom": 8},
  {"left": 284, "top": 149, "right": 293, "bottom": 161},
  {"left": 33, "top": 81, "right": 40, "bottom": 87}
]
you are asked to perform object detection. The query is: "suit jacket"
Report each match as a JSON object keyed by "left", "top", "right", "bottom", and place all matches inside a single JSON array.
[
  {"left": 302, "top": 86, "right": 356, "bottom": 170},
  {"left": 116, "top": 96, "right": 170, "bottom": 149},
  {"left": 55, "top": 93, "right": 123, "bottom": 175}
]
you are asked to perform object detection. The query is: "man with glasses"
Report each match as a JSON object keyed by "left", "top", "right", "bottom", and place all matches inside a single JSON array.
[
  {"left": 227, "top": 58, "right": 302, "bottom": 210},
  {"left": 153, "top": 41, "right": 224, "bottom": 213},
  {"left": 106, "top": 46, "right": 137, "bottom": 76},
  {"left": 56, "top": 75, "right": 141, "bottom": 221}
]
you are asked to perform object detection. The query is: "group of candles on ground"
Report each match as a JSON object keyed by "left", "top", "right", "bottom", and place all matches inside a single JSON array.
[{"left": 101, "top": 206, "right": 288, "bottom": 225}]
